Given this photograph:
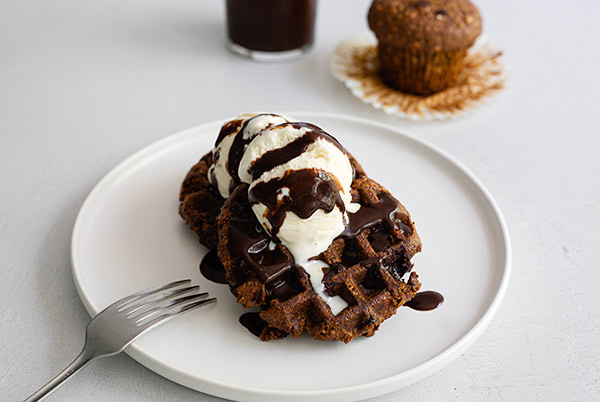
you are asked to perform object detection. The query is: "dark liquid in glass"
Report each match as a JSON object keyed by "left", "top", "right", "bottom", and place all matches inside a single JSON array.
[{"left": 226, "top": 0, "right": 317, "bottom": 52}]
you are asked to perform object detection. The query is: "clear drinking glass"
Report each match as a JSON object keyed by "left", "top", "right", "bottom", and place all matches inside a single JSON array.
[{"left": 225, "top": 0, "right": 317, "bottom": 62}]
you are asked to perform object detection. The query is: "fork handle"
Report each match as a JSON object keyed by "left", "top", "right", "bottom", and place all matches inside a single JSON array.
[{"left": 24, "top": 349, "right": 95, "bottom": 402}]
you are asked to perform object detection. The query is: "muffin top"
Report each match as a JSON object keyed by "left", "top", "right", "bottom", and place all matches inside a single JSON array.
[{"left": 368, "top": 0, "right": 482, "bottom": 51}]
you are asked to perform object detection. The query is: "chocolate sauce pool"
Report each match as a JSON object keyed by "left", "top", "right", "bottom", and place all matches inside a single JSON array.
[
  {"left": 405, "top": 291, "right": 445, "bottom": 311},
  {"left": 239, "top": 312, "right": 267, "bottom": 337},
  {"left": 199, "top": 250, "right": 228, "bottom": 284}
]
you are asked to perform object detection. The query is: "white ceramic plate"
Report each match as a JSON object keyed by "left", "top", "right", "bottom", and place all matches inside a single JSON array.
[{"left": 71, "top": 113, "right": 511, "bottom": 402}]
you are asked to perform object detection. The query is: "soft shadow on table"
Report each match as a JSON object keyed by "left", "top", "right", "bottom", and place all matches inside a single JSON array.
[{"left": 25, "top": 194, "right": 224, "bottom": 401}]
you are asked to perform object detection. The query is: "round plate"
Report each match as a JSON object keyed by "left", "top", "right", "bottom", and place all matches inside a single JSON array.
[{"left": 71, "top": 113, "right": 511, "bottom": 401}]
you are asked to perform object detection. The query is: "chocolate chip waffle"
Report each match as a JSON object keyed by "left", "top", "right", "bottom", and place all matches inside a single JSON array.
[
  {"left": 179, "top": 114, "right": 423, "bottom": 342},
  {"left": 216, "top": 175, "right": 421, "bottom": 343}
]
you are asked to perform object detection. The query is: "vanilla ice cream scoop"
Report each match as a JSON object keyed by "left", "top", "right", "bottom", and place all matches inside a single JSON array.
[
  {"left": 209, "top": 114, "right": 360, "bottom": 314},
  {"left": 239, "top": 121, "right": 359, "bottom": 262}
]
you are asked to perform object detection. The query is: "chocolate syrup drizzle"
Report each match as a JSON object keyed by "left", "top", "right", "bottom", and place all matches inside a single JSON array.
[
  {"left": 247, "top": 122, "right": 345, "bottom": 181},
  {"left": 214, "top": 118, "right": 244, "bottom": 147},
  {"left": 226, "top": 114, "right": 286, "bottom": 184},
  {"left": 244, "top": 121, "right": 352, "bottom": 242},
  {"left": 199, "top": 188, "right": 444, "bottom": 317},
  {"left": 226, "top": 187, "right": 305, "bottom": 300},
  {"left": 248, "top": 168, "right": 345, "bottom": 238},
  {"left": 343, "top": 191, "right": 412, "bottom": 240},
  {"left": 217, "top": 186, "right": 417, "bottom": 303}
]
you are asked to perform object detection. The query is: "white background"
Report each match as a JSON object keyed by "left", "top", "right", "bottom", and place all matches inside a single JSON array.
[{"left": 1, "top": 0, "right": 599, "bottom": 401}]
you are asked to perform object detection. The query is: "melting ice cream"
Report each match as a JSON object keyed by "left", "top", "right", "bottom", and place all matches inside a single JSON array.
[{"left": 208, "top": 113, "right": 361, "bottom": 314}]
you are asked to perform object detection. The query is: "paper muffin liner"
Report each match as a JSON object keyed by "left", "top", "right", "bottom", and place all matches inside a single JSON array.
[
  {"left": 331, "top": 32, "right": 506, "bottom": 121},
  {"left": 378, "top": 45, "right": 467, "bottom": 96}
]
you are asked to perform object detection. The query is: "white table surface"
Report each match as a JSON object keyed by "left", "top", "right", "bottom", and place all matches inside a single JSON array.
[{"left": 1, "top": 0, "right": 599, "bottom": 401}]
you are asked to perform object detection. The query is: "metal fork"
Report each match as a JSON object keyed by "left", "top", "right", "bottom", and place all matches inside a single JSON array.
[{"left": 24, "top": 279, "right": 216, "bottom": 402}]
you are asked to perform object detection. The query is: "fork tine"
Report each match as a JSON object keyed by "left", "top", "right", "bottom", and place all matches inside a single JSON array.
[
  {"left": 136, "top": 297, "right": 217, "bottom": 329},
  {"left": 125, "top": 287, "right": 206, "bottom": 319},
  {"left": 114, "top": 279, "right": 191, "bottom": 310},
  {"left": 123, "top": 285, "right": 200, "bottom": 318},
  {"left": 135, "top": 293, "right": 211, "bottom": 325}
]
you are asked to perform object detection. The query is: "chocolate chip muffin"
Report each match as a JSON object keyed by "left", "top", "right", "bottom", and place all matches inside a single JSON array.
[{"left": 368, "top": 0, "right": 482, "bottom": 96}]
